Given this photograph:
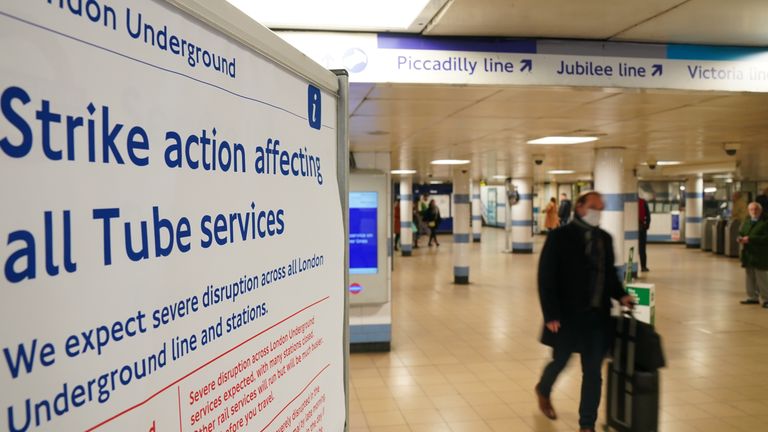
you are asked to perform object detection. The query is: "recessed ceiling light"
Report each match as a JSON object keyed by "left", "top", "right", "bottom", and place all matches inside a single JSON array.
[
  {"left": 680, "top": 185, "right": 686, "bottom": 191},
  {"left": 226, "top": 0, "right": 430, "bottom": 31},
  {"left": 492, "top": 175, "right": 509, "bottom": 180},
  {"left": 431, "top": 159, "right": 470, "bottom": 165},
  {"left": 429, "top": 180, "right": 444, "bottom": 184},
  {"left": 642, "top": 160, "right": 681, "bottom": 166},
  {"left": 711, "top": 174, "right": 733, "bottom": 179},
  {"left": 390, "top": 169, "right": 417, "bottom": 175},
  {"left": 704, "top": 187, "right": 717, "bottom": 193},
  {"left": 548, "top": 170, "right": 576, "bottom": 174},
  {"left": 527, "top": 136, "right": 598, "bottom": 145}
]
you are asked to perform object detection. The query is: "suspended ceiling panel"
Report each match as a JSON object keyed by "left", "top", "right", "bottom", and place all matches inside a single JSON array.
[
  {"left": 615, "top": 0, "right": 768, "bottom": 46},
  {"left": 425, "top": 0, "right": 686, "bottom": 39}
]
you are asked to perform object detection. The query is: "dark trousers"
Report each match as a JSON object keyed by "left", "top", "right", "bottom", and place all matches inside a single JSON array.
[
  {"left": 537, "top": 317, "right": 607, "bottom": 429},
  {"left": 428, "top": 227, "right": 439, "bottom": 245},
  {"left": 638, "top": 229, "right": 648, "bottom": 269}
]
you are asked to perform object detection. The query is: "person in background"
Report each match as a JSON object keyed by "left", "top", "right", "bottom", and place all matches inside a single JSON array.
[
  {"left": 418, "top": 194, "right": 430, "bottom": 239},
  {"left": 393, "top": 200, "right": 401, "bottom": 251},
  {"left": 738, "top": 202, "right": 768, "bottom": 308},
  {"left": 544, "top": 197, "right": 559, "bottom": 232},
  {"left": 756, "top": 187, "right": 768, "bottom": 219},
  {"left": 731, "top": 191, "right": 748, "bottom": 224},
  {"left": 558, "top": 193, "right": 572, "bottom": 226},
  {"left": 638, "top": 196, "right": 651, "bottom": 272},
  {"left": 412, "top": 204, "right": 421, "bottom": 248},
  {"left": 425, "top": 199, "right": 442, "bottom": 247},
  {"left": 535, "top": 191, "right": 634, "bottom": 432}
]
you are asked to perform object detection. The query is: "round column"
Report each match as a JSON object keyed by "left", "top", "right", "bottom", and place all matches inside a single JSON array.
[
  {"left": 453, "top": 170, "right": 471, "bottom": 284},
  {"left": 685, "top": 174, "right": 704, "bottom": 248},
  {"left": 624, "top": 169, "right": 639, "bottom": 277},
  {"left": 594, "top": 148, "right": 625, "bottom": 270},
  {"left": 399, "top": 177, "right": 413, "bottom": 256},
  {"left": 471, "top": 180, "right": 482, "bottom": 242},
  {"left": 511, "top": 178, "right": 533, "bottom": 253}
]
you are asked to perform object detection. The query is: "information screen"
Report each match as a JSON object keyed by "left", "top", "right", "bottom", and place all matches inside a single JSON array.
[{"left": 350, "top": 192, "right": 378, "bottom": 274}]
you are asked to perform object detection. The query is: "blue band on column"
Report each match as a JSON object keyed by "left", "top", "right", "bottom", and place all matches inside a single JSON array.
[
  {"left": 472, "top": 215, "right": 482, "bottom": 221},
  {"left": 400, "top": 221, "right": 413, "bottom": 228},
  {"left": 685, "top": 237, "right": 701, "bottom": 244},
  {"left": 349, "top": 324, "right": 391, "bottom": 343},
  {"left": 454, "top": 266, "right": 469, "bottom": 277},
  {"left": 511, "top": 220, "right": 533, "bottom": 226},
  {"left": 401, "top": 244, "right": 412, "bottom": 252},
  {"left": 454, "top": 234, "right": 470, "bottom": 243},
  {"left": 472, "top": 194, "right": 481, "bottom": 199},
  {"left": 686, "top": 217, "right": 703, "bottom": 223},
  {"left": 496, "top": 203, "right": 505, "bottom": 207},
  {"left": 519, "top": 194, "right": 533, "bottom": 200},
  {"left": 625, "top": 231, "right": 639, "bottom": 240},
  {"left": 623, "top": 193, "right": 638, "bottom": 203},
  {"left": 685, "top": 192, "right": 704, "bottom": 199},
  {"left": 602, "top": 193, "right": 625, "bottom": 211},
  {"left": 473, "top": 233, "right": 481, "bottom": 240},
  {"left": 454, "top": 194, "right": 470, "bottom": 204},
  {"left": 400, "top": 194, "right": 413, "bottom": 200}
]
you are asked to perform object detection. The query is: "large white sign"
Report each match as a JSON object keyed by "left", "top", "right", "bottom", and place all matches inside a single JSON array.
[
  {"left": 1, "top": 1, "right": 345, "bottom": 431},
  {"left": 279, "top": 32, "right": 768, "bottom": 92}
]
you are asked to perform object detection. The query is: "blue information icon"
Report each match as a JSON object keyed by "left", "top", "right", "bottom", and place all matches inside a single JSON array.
[{"left": 307, "top": 84, "right": 321, "bottom": 130}]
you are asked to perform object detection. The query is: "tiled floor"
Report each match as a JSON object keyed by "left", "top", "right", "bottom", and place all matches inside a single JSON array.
[{"left": 348, "top": 228, "right": 768, "bottom": 432}]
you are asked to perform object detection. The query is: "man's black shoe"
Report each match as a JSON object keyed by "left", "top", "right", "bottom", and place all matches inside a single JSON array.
[
  {"left": 740, "top": 299, "right": 760, "bottom": 305},
  {"left": 642, "top": 267, "right": 650, "bottom": 272}
]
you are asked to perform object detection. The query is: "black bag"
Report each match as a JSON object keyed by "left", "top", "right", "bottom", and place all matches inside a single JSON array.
[
  {"left": 606, "top": 312, "right": 664, "bottom": 432},
  {"left": 606, "top": 361, "right": 659, "bottom": 432},
  {"left": 612, "top": 313, "right": 665, "bottom": 371}
]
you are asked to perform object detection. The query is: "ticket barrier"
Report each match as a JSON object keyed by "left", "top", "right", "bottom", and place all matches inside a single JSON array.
[
  {"left": 724, "top": 219, "right": 741, "bottom": 258},
  {"left": 700, "top": 218, "right": 717, "bottom": 252},
  {"left": 712, "top": 219, "right": 727, "bottom": 255}
]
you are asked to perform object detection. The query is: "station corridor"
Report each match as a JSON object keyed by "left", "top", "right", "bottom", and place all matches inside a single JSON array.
[{"left": 348, "top": 229, "right": 768, "bottom": 432}]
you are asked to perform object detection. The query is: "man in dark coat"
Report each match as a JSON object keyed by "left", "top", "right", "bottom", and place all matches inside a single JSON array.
[
  {"left": 535, "top": 191, "right": 634, "bottom": 432},
  {"left": 638, "top": 197, "right": 651, "bottom": 272},
  {"left": 738, "top": 202, "right": 768, "bottom": 307},
  {"left": 557, "top": 193, "right": 572, "bottom": 226}
]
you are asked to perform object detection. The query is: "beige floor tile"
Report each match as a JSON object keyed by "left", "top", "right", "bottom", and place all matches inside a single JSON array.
[{"left": 349, "top": 231, "right": 768, "bottom": 431}]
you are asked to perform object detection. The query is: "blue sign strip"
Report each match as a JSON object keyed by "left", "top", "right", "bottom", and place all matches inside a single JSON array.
[
  {"left": 686, "top": 216, "right": 703, "bottom": 223},
  {"left": 667, "top": 44, "right": 767, "bottom": 61},
  {"left": 378, "top": 34, "right": 537, "bottom": 53},
  {"left": 511, "top": 220, "right": 533, "bottom": 227}
]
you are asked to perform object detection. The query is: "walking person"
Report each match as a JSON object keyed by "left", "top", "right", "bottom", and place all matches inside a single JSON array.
[
  {"left": 393, "top": 200, "right": 401, "bottom": 251},
  {"left": 425, "top": 199, "right": 442, "bottom": 246},
  {"left": 756, "top": 187, "right": 768, "bottom": 219},
  {"left": 544, "top": 197, "right": 559, "bottom": 232},
  {"left": 558, "top": 193, "right": 572, "bottom": 226},
  {"left": 412, "top": 204, "right": 421, "bottom": 248},
  {"left": 638, "top": 196, "right": 651, "bottom": 272},
  {"left": 534, "top": 191, "right": 634, "bottom": 432},
  {"left": 738, "top": 202, "right": 768, "bottom": 308}
]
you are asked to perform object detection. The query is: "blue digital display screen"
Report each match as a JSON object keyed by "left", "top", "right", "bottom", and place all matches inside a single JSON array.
[{"left": 349, "top": 192, "right": 378, "bottom": 275}]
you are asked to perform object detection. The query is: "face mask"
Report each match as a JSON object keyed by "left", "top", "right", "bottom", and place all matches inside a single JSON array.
[{"left": 582, "top": 209, "right": 602, "bottom": 226}]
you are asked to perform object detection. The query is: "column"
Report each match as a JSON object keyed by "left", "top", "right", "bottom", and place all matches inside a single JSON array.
[
  {"left": 453, "top": 170, "right": 471, "bottom": 284},
  {"left": 471, "top": 180, "right": 482, "bottom": 242},
  {"left": 399, "top": 177, "right": 413, "bottom": 256},
  {"left": 623, "top": 169, "right": 639, "bottom": 277},
  {"left": 594, "top": 148, "right": 625, "bottom": 270},
  {"left": 685, "top": 174, "right": 704, "bottom": 248},
  {"left": 511, "top": 178, "right": 533, "bottom": 253}
]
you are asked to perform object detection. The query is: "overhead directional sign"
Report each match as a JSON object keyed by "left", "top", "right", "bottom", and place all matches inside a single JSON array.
[{"left": 279, "top": 32, "right": 768, "bottom": 92}]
